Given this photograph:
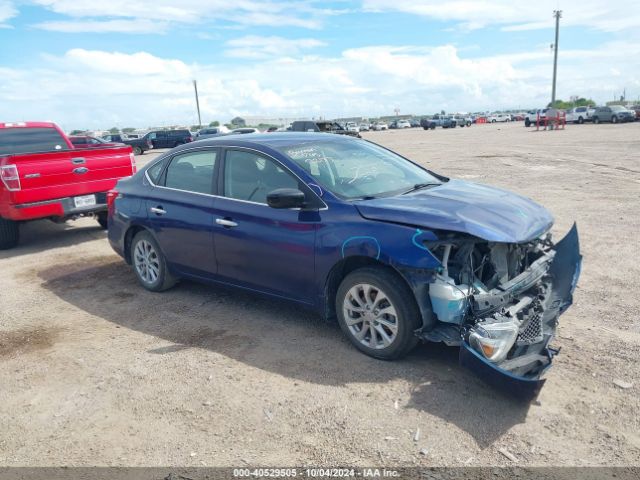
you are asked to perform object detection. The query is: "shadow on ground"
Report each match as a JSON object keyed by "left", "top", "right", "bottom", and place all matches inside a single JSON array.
[
  {"left": 39, "top": 256, "right": 531, "bottom": 447},
  {"left": 0, "top": 218, "right": 105, "bottom": 260}
]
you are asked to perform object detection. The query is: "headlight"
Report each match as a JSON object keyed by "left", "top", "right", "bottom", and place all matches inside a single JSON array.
[{"left": 469, "top": 320, "right": 519, "bottom": 363}]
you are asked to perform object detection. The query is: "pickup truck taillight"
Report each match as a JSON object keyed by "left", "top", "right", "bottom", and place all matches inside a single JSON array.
[
  {"left": 106, "top": 189, "right": 119, "bottom": 217},
  {"left": 129, "top": 153, "right": 137, "bottom": 174},
  {"left": 0, "top": 165, "right": 21, "bottom": 191}
]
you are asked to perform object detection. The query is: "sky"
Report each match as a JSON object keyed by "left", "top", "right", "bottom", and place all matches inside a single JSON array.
[{"left": 0, "top": 0, "right": 639, "bottom": 130}]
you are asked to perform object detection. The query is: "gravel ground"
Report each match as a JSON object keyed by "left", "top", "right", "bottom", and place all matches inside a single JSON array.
[{"left": 1, "top": 122, "right": 639, "bottom": 467}]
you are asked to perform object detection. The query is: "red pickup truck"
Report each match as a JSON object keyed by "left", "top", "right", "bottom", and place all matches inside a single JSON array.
[{"left": 0, "top": 121, "right": 136, "bottom": 249}]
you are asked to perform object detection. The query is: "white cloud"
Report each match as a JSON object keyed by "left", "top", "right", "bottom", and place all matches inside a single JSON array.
[
  {"left": 1, "top": 41, "right": 639, "bottom": 130},
  {"left": 225, "top": 36, "right": 326, "bottom": 59},
  {"left": 0, "top": 0, "right": 17, "bottom": 27},
  {"left": 362, "top": 0, "right": 640, "bottom": 32},
  {"left": 30, "top": 0, "right": 331, "bottom": 32},
  {"left": 35, "top": 19, "right": 166, "bottom": 34}
]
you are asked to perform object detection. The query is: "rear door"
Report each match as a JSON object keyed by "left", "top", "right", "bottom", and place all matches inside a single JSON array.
[{"left": 144, "top": 148, "right": 219, "bottom": 277}]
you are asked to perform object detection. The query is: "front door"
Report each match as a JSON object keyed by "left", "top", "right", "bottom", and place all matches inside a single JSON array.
[
  {"left": 145, "top": 148, "right": 219, "bottom": 277},
  {"left": 212, "top": 148, "right": 318, "bottom": 303}
]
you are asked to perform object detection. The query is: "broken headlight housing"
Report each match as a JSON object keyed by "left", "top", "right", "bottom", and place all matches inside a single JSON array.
[{"left": 468, "top": 320, "right": 519, "bottom": 363}]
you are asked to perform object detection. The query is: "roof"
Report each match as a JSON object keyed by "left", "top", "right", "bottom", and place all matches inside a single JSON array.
[
  {"left": 0, "top": 121, "right": 58, "bottom": 129},
  {"left": 187, "top": 132, "right": 357, "bottom": 150}
]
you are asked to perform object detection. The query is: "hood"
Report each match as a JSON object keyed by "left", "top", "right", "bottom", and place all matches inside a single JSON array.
[{"left": 354, "top": 180, "right": 553, "bottom": 243}]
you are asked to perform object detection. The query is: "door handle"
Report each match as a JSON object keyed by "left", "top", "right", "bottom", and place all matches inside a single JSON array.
[
  {"left": 150, "top": 207, "right": 166, "bottom": 215},
  {"left": 73, "top": 167, "right": 89, "bottom": 174},
  {"left": 216, "top": 218, "right": 238, "bottom": 228},
  {"left": 71, "top": 157, "right": 86, "bottom": 165}
]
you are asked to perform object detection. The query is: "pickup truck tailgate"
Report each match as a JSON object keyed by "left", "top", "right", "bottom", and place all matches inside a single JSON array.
[{"left": 4, "top": 146, "right": 134, "bottom": 205}]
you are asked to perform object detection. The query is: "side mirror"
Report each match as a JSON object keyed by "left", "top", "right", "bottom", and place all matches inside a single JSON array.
[{"left": 267, "top": 188, "right": 306, "bottom": 209}]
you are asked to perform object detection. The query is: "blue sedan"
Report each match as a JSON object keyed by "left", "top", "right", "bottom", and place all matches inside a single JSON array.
[{"left": 107, "top": 133, "right": 581, "bottom": 398}]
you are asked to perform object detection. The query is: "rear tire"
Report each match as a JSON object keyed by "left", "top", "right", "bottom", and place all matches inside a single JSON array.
[
  {"left": 593, "top": 117, "right": 600, "bottom": 124},
  {"left": 96, "top": 212, "right": 108, "bottom": 230},
  {"left": 0, "top": 217, "right": 19, "bottom": 250},
  {"left": 336, "top": 267, "right": 421, "bottom": 360},
  {"left": 130, "top": 231, "right": 177, "bottom": 292},
  {"left": 525, "top": 119, "right": 531, "bottom": 127},
  {"left": 133, "top": 146, "right": 143, "bottom": 155}
]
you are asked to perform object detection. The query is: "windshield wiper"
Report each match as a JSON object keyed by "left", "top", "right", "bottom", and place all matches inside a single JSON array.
[{"left": 401, "top": 183, "right": 440, "bottom": 195}]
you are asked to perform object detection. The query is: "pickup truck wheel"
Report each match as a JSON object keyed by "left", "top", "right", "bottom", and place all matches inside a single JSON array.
[
  {"left": 336, "top": 267, "right": 420, "bottom": 360},
  {"left": 431, "top": 125, "right": 435, "bottom": 130},
  {"left": 131, "top": 231, "right": 177, "bottom": 292},
  {"left": 133, "top": 146, "right": 143, "bottom": 155},
  {"left": 96, "top": 212, "right": 108, "bottom": 230},
  {"left": 578, "top": 117, "right": 584, "bottom": 124},
  {"left": 0, "top": 217, "right": 19, "bottom": 250},
  {"left": 525, "top": 119, "right": 531, "bottom": 127}
]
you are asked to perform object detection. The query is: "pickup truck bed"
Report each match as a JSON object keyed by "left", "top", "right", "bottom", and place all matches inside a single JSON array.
[{"left": 0, "top": 121, "right": 136, "bottom": 249}]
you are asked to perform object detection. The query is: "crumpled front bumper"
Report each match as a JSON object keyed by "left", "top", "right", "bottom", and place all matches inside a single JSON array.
[{"left": 460, "top": 224, "right": 582, "bottom": 400}]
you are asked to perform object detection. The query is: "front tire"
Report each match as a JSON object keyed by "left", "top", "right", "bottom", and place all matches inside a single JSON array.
[
  {"left": 0, "top": 217, "right": 19, "bottom": 250},
  {"left": 336, "top": 267, "right": 421, "bottom": 360},
  {"left": 593, "top": 117, "right": 600, "bottom": 124},
  {"left": 578, "top": 116, "right": 584, "bottom": 124},
  {"left": 612, "top": 115, "right": 618, "bottom": 124},
  {"left": 130, "top": 231, "right": 177, "bottom": 292}
]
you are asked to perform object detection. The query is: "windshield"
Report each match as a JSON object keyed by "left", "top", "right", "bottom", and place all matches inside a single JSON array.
[{"left": 277, "top": 140, "right": 442, "bottom": 200}]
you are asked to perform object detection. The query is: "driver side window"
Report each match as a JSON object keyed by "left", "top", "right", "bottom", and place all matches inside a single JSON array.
[{"left": 223, "top": 150, "right": 298, "bottom": 204}]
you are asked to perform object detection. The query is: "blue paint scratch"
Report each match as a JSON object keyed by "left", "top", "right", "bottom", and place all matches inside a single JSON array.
[
  {"left": 341, "top": 236, "right": 381, "bottom": 260},
  {"left": 412, "top": 229, "right": 431, "bottom": 251}
]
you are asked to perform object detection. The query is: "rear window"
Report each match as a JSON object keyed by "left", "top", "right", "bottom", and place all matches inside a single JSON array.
[
  {"left": 0, "top": 127, "right": 70, "bottom": 155},
  {"left": 169, "top": 130, "right": 189, "bottom": 137}
]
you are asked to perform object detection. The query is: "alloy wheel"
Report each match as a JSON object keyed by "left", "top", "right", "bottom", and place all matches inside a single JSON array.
[
  {"left": 134, "top": 239, "right": 160, "bottom": 284},
  {"left": 343, "top": 283, "right": 398, "bottom": 349}
]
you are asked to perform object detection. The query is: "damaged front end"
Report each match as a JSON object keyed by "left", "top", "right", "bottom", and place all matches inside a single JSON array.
[{"left": 421, "top": 224, "right": 582, "bottom": 400}]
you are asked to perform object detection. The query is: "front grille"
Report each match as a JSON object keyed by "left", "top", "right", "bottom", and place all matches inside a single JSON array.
[{"left": 517, "top": 313, "right": 543, "bottom": 345}]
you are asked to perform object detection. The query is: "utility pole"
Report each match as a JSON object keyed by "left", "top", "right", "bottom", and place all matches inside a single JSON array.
[
  {"left": 193, "top": 80, "right": 202, "bottom": 127},
  {"left": 551, "top": 10, "right": 562, "bottom": 106}
]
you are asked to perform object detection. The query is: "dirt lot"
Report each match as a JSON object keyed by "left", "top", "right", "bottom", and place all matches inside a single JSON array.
[{"left": 1, "top": 122, "right": 639, "bottom": 467}]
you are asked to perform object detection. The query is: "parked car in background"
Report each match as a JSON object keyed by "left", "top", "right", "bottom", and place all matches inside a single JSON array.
[
  {"left": 359, "top": 123, "right": 370, "bottom": 132},
  {"left": 107, "top": 132, "right": 581, "bottom": 399},
  {"left": 396, "top": 120, "right": 411, "bottom": 129},
  {"left": 0, "top": 121, "right": 135, "bottom": 249},
  {"left": 372, "top": 122, "right": 388, "bottom": 131},
  {"left": 290, "top": 121, "right": 360, "bottom": 137},
  {"left": 195, "top": 126, "right": 230, "bottom": 139},
  {"left": 420, "top": 118, "right": 436, "bottom": 130},
  {"left": 101, "top": 134, "right": 153, "bottom": 155},
  {"left": 409, "top": 119, "right": 421, "bottom": 128},
  {"left": 629, "top": 105, "right": 640, "bottom": 121},
  {"left": 265, "top": 126, "right": 279, "bottom": 133},
  {"left": 144, "top": 129, "right": 193, "bottom": 149},
  {"left": 69, "top": 135, "right": 121, "bottom": 148},
  {"left": 345, "top": 122, "right": 360, "bottom": 133},
  {"left": 511, "top": 113, "right": 525, "bottom": 121},
  {"left": 453, "top": 115, "right": 472, "bottom": 127},
  {"left": 524, "top": 109, "right": 549, "bottom": 127},
  {"left": 230, "top": 128, "right": 261, "bottom": 135},
  {"left": 591, "top": 106, "right": 636, "bottom": 124},
  {"left": 431, "top": 114, "right": 456, "bottom": 128},
  {"left": 565, "top": 106, "right": 594, "bottom": 124},
  {"left": 488, "top": 113, "right": 512, "bottom": 123}
]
